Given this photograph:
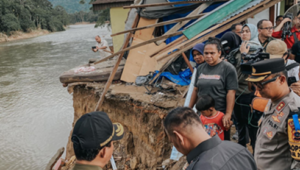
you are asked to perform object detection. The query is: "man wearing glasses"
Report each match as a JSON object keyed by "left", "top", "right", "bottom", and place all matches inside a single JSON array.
[
  {"left": 273, "top": 11, "right": 300, "bottom": 49},
  {"left": 246, "top": 58, "right": 300, "bottom": 170},
  {"left": 257, "top": 19, "right": 275, "bottom": 50}
]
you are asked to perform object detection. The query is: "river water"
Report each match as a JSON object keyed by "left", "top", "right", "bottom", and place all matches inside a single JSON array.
[{"left": 0, "top": 24, "right": 112, "bottom": 170}]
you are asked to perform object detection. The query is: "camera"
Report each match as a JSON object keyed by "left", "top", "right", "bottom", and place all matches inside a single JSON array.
[
  {"left": 282, "top": 13, "right": 293, "bottom": 40},
  {"left": 222, "top": 40, "right": 237, "bottom": 65},
  {"left": 240, "top": 48, "right": 270, "bottom": 74}
]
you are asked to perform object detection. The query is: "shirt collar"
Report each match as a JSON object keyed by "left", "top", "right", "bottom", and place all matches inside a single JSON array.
[
  {"left": 186, "top": 135, "right": 221, "bottom": 164},
  {"left": 73, "top": 164, "right": 103, "bottom": 170}
]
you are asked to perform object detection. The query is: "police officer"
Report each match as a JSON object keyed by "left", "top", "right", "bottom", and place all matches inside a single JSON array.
[{"left": 246, "top": 58, "right": 300, "bottom": 170}]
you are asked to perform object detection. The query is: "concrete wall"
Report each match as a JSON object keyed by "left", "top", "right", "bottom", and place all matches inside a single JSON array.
[
  {"left": 247, "top": 8, "right": 270, "bottom": 26},
  {"left": 110, "top": 7, "right": 130, "bottom": 52}
]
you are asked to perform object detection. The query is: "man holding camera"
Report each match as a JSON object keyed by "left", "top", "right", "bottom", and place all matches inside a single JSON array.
[
  {"left": 273, "top": 12, "right": 300, "bottom": 49},
  {"left": 246, "top": 58, "right": 300, "bottom": 170},
  {"left": 92, "top": 35, "right": 112, "bottom": 58}
]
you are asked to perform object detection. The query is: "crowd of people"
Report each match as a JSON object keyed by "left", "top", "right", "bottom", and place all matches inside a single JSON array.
[{"left": 68, "top": 12, "right": 300, "bottom": 170}]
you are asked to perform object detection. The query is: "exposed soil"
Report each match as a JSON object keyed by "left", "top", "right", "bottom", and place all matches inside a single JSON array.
[{"left": 61, "top": 83, "right": 185, "bottom": 170}]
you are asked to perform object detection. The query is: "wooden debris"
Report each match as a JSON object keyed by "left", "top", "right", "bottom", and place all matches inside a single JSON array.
[
  {"left": 111, "top": 13, "right": 207, "bottom": 37},
  {"left": 45, "top": 147, "right": 64, "bottom": 170},
  {"left": 155, "top": 2, "right": 212, "bottom": 45},
  {"left": 95, "top": 13, "right": 140, "bottom": 111}
]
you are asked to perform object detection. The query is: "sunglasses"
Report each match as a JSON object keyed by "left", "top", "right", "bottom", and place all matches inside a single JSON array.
[{"left": 252, "top": 75, "right": 280, "bottom": 89}]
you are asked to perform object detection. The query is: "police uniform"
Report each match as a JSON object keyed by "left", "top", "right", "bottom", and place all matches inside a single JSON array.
[{"left": 246, "top": 58, "right": 300, "bottom": 170}]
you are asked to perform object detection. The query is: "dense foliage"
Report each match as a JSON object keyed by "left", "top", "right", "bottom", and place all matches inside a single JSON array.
[
  {"left": 68, "top": 11, "right": 99, "bottom": 24},
  {"left": 48, "top": 0, "right": 91, "bottom": 14},
  {"left": 0, "top": 0, "right": 69, "bottom": 34}
]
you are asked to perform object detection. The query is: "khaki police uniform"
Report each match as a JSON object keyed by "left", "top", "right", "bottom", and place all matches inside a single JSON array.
[
  {"left": 254, "top": 90, "right": 300, "bottom": 170},
  {"left": 245, "top": 58, "right": 300, "bottom": 170}
]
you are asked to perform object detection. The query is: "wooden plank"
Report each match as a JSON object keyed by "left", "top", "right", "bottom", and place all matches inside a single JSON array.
[
  {"left": 111, "top": 13, "right": 207, "bottom": 37},
  {"left": 155, "top": 0, "right": 271, "bottom": 62},
  {"left": 94, "top": 13, "right": 140, "bottom": 111},
  {"left": 182, "top": 52, "right": 194, "bottom": 73},
  {"left": 93, "top": 30, "right": 183, "bottom": 65},
  {"left": 150, "top": 35, "right": 187, "bottom": 57},
  {"left": 157, "top": 0, "right": 279, "bottom": 63},
  {"left": 156, "top": 2, "right": 212, "bottom": 45},
  {"left": 183, "top": 0, "right": 252, "bottom": 39},
  {"left": 123, "top": 0, "right": 228, "bottom": 9}
]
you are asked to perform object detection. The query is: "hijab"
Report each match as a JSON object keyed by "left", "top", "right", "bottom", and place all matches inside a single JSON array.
[
  {"left": 242, "top": 24, "right": 262, "bottom": 51},
  {"left": 190, "top": 43, "right": 205, "bottom": 67}
]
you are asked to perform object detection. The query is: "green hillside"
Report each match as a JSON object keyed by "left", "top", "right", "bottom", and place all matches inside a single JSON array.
[{"left": 48, "top": 0, "right": 91, "bottom": 13}]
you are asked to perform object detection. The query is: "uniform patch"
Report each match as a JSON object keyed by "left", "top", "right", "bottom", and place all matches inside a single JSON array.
[
  {"left": 266, "top": 131, "right": 273, "bottom": 139},
  {"left": 277, "top": 112, "right": 284, "bottom": 117},
  {"left": 276, "top": 102, "right": 285, "bottom": 111},
  {"left": 272, "top": 115, "right": 281, "bottom": 123}
]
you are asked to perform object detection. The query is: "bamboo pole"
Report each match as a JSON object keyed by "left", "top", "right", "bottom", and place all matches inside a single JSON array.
[
  {"left": 182, "top": 53, "right": 194, "bottom": 73},
  {"left": 123, "top": 0, "right": 228, "bottom": 9},
  {"left": 93, "top": 30, "right": 183, "bottom": 65},
  {"left": 111, "top": 13, "right": 207, "bottom": 37},
  {"left": 94, "top": 14, "right": 140, "bottom": 111}
]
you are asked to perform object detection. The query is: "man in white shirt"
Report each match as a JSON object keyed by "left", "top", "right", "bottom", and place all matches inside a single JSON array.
[{"left": 92, "top": 35, "right": 111, "bottom": 58}]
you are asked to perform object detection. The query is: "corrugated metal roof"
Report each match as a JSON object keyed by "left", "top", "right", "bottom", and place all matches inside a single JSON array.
[{"left": 218, "top": 0, "right": 265, "bottom": 23}]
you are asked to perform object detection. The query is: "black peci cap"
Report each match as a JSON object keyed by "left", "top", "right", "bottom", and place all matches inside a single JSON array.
[
  {"left": 71, "top": 111, "right": 124, "bottom": 150},
  {"left": 246, "top": 58, "right": 286, "bottom": 82}
]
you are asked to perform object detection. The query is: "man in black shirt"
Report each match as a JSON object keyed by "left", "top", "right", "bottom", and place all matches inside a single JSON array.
[{"left": 163, "top": 107, "right": 256, "bottom": 170}]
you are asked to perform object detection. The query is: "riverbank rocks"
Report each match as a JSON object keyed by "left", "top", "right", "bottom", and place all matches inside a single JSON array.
[{"left": 62, "top": 82, "right": 186, "bottom": 170}]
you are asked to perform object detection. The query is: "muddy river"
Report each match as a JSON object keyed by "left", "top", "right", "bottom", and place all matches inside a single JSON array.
[{"left": 0, "top": 24, "right": 112, "bottom": 170}]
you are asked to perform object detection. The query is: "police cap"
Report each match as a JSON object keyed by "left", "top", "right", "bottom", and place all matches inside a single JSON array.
[{"left": 246, "top": 58, "right": 286, "bottom": 82}]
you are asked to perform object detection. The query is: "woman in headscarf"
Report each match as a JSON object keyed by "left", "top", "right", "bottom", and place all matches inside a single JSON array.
[
  {"left": 190, "top": 43, "right": 205, "bottom": 67},
  {"left": 229, "top": 23, "right": 262, "bottom": 152}
]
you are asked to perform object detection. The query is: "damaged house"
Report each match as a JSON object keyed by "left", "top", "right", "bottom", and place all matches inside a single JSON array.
[{"left": 55, "top": 0, "right": 285, "bottom": 169}]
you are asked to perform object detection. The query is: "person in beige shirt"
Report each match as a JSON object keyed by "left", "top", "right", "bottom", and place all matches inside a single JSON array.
[{"left": 92, "top": 35, "right": 111, "bottom": 59}]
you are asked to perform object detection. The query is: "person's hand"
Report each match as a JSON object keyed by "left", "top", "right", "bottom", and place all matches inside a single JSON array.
[
  {"left": 224, "top": 120, "right": 233, "bottom": 130},
  {"left": 240, "top": 41, "right": 250, "bottom": 54},
  {"left": 222, "top": 114, "right": 232, "bottom": 129},
  {"left": 282, "top": 18, "right": 292, "bottom": 24},
  {"left": 291, "top": 81, "right": 300, "bottom": 96}
]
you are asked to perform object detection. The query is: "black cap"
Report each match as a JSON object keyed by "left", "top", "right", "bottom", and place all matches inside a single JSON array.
[
  {"left": 71, "top": 111, "right": 124, "bottom": 150},
  {"left": 246, "top": 58, "right": 286, "bottom": 82}
]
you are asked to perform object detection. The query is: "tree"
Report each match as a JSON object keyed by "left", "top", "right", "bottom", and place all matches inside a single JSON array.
[{"left": 1, "top": 13, "right": 21, "bottom": 34}]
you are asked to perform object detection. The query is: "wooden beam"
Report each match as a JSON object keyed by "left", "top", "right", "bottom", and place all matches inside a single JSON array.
[
  {"left": 182, "top": 52, "right": 194, "bottom": 73},
  {"left": 123, "top": 0, "right": 228, "bottom": 9},
  {"left": 155, "top": 0, "right": 271, "bottom": 62},
  {"left": 156, "top": 2, "right": 212, "bottom": 45},
  {"left": 111, "top": 13, "right": 207, "bottom": 37},
  {"left": 156, "top": 0, "right": 280, "bottom": 63},
  {"left": 94, "top": 14, "right": 140, "bottom": 111},
  {"left": 93, "top": 30, "right": 183, "bottom": 65},
  {"left": 150, "top": 36, "right": 187, "bottom": 57},
  {"left": 183, "top": 0, "right": 252, "bottom": 39}
]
